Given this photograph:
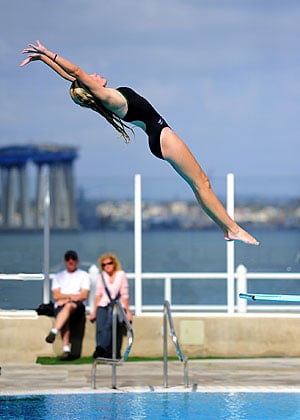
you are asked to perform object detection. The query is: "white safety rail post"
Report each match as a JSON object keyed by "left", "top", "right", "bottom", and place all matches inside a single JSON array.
[
  {"left": 88, "top": 264, "right": 99, "bottom": 312},
  {"left": 134, "top": 174, "right": 142, "bottom": 315},
  {"left": 43, "top": 169, "right": 50, "bottom": 304},
  {"left": 226, "top": 173, "right": 235, "bottom": 314},
  {"left": 236, "top": 264, "right": 248, "bottom": 313},
  {"left": 164, "top": 276, "right": 172, "bottom": 304}
]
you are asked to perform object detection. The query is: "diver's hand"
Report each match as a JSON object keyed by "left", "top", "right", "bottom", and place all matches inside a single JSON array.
[
  {"left": 22, "top": 39, "right": 47, "bottom": 55},
  {"left": 20, "top": 53, "right": 41, "bottom": 67}
]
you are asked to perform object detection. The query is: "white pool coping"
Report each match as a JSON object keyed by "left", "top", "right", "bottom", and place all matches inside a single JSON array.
[{"left": 2, "top": 385, "right": 300, "bottom": 396}]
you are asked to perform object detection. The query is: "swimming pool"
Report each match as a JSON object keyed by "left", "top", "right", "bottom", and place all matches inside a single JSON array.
[{"left": 1, "top": 392, "right": 300, "bottom": 419}]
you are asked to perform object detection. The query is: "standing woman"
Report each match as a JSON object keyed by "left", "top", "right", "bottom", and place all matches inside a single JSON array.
[
  {"left": 88, "top": 253, "right": 132, "bottom": 359},
  {"left": 20, "top": 40, "right": 259, "bottom": 246}
]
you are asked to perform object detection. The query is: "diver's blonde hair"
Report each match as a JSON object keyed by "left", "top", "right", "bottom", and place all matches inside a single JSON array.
[{"left": 69, "top": 80, "right": 132, "bottom": 143}]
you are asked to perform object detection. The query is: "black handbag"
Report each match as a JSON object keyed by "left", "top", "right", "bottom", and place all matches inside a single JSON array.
[{"left": 36, "top": 301, "right": 55, "bottom": 317}]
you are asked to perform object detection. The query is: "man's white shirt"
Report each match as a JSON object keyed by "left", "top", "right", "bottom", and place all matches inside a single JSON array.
[{"left": 52, "top": 269, "right": 90, "bottom": 304}]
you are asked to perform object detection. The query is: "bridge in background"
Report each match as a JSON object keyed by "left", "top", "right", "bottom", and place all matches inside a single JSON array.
[{"left": 0, "top": 144, "right": 78, "bottom": 230}]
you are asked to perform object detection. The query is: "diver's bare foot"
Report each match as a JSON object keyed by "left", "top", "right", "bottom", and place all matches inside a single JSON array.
[{"left": 224, "top": 228, "right": 259, "bottom": 246}]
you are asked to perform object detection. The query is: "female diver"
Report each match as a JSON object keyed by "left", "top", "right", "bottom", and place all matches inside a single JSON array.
[{"left": 20, "top": 40, "right": 259, "bottom": 246}]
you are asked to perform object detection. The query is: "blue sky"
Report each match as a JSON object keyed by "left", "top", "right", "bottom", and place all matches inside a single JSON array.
[{"left": 1, "top": 0, "right": 300, "bottom": 199}]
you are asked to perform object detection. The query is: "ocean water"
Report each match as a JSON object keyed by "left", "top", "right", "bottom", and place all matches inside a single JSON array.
[{"left": 0, "top": 228, "right": 300, "bottom": 310}]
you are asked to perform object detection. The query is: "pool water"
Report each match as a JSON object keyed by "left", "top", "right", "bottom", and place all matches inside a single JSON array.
[{"left": 1, "top": 392, "right": 300, "bottom": 420}]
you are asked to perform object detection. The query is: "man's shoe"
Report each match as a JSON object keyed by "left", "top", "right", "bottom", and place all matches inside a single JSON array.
[{"left": 45, "top": 331, "right": 56, "bottom": 344}]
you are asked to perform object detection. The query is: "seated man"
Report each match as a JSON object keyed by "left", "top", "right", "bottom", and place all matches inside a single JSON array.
[{"left": 45, "top": 250, "right": 90, "bottom": 360}]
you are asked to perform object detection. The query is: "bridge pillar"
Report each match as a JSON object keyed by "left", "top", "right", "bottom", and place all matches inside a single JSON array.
[{"left": 0, "top": 145, "right": 78, "bottom": 230}]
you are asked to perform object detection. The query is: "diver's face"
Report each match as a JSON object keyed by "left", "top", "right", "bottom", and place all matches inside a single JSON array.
[{"left": 90, "top": 73, "right": 107, "bottom": 87}]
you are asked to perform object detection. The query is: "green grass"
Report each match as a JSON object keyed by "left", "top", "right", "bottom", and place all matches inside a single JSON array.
[
  {"left": 36, "top": 356, "right": 188, "bottom": 365},
  {"left": 36, "top": 355, "right": 287, "bottom": 365},
  {"left": 36, "top": 356, "right": 94, "bottom": 365}
]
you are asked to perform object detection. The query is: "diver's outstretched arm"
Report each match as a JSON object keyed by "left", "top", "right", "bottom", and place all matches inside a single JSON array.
[
  {"left": 20, "top": 52, "right": 75, "bottom": 82},
  {"left": 20, "top": 40, "right": 122, "bottom": 107}
]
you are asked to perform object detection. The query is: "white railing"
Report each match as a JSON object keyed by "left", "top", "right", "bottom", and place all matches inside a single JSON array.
[
  {"left": 1, "top": 265, "right": 300, "bottom": 314},
  {"left": 127, "top": 266, "right": 300, "bottom": 314},
  {"left": 2, "top": 174, "right": 300, "bottom": 315}
]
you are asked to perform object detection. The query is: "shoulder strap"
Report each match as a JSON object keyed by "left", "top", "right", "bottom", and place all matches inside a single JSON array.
[{"left": 100, "top": 271, "right": 120, "bottom": 303}]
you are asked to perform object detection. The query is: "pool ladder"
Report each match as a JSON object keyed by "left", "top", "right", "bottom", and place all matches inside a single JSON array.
[
  {"left": 91, "top": 301, "right": 134, "bottom": 389},
  {"left": 163, "top": 300, "right": 189, "bottom": 388}
]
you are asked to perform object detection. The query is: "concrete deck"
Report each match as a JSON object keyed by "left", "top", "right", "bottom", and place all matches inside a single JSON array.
[{"left": 1, "top": 358, "right": 300, "bottom": 395}]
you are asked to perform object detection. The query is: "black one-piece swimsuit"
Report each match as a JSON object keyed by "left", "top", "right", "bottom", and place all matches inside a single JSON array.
[{"left": 116, "top": 87, "right": 169, "bottom": 160}]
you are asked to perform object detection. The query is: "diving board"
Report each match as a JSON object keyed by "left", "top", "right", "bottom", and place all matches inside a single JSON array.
[{"left": 239, "top": 293, "right": 300, "bottom": 302}]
